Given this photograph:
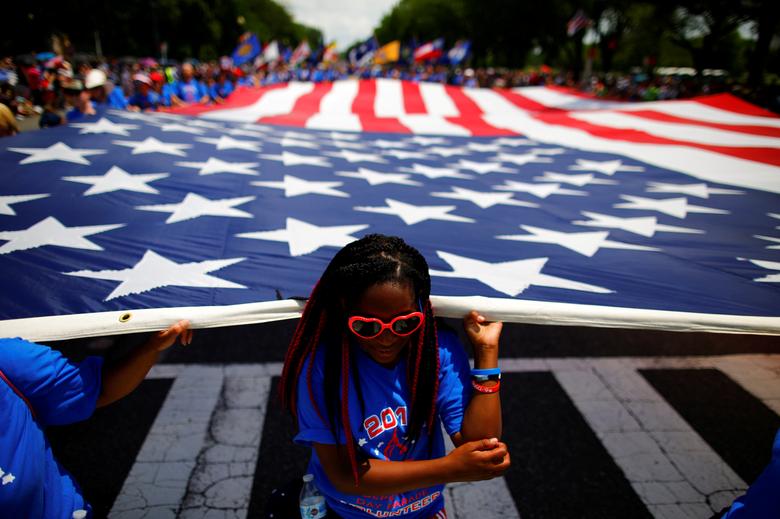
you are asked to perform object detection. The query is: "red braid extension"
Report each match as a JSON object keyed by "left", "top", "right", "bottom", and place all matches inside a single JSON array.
[
  {"left": 408, "top": 322, "right": 425, "bottom": 424},
  {"left": 282, "top": 288, "right": 316, "bottom": 373},
  {"left": 280, "top": 279, "right": 323, "bottom": 415},
  {"left": 305, "top": 313, "right": 327, "bottom": 424},
  {"left": 427, "top": 301, "right": 441, "bottom": 434},
  {"left": 341, "top": 334, "right": 360, "bottom": 486}
]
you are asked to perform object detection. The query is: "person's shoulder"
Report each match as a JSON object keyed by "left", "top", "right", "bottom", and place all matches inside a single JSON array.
[
  {"left": 436, "top": 319, "right": 466, "bottom": 359},
  {"left": 436, "top": 319, "right": 460, "bottom": 345}
]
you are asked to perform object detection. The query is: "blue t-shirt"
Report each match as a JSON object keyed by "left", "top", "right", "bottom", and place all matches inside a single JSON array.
[
  {"left": 0, "top": 337, "right": 103, "bottom": 518},
  {"left": 127, "top": 91, "right": 160, "bottom": 111},
  {"left": 209, "top": 80, "right": 234, "bottom": 100},
  {"left": 105, "top": 86, "right": 128, "bottom": 110},
  {"left": 66, "top": 102, "right": 98, "bottom": 122},
  {"left": 295, "top": 328, "right": 471, "bottom": 518},
  {"left": 172, "top": 78, "right": 207, "bottom": 104},
  {"left": 723, "top": 428, "right": 780, "bottom": 518}
]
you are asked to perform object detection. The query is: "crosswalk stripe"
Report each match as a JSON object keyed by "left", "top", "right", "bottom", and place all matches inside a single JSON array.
[
  {"left": 108, "top": 366, "right": 224, "bottom": 518},
  {"left": 554, "top": 360, "right": 746, "bottom": 518},
  {"left": 179, "top": 366, "right": 274, "bottom": 516}
]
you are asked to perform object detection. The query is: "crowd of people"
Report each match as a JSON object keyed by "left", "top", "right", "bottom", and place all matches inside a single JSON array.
[{"left": 0, "top": 52, "right": 746, "bottom": 137}]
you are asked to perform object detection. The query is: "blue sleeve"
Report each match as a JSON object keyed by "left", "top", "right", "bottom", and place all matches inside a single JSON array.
[
  {"left": 0, "top": 338, "right": 103, "bottom": 426},
  {"left": 208, "top": 84, "right": 219, "bottom": 100},
  {"left": 171, "top": 81, "right": 183, "bottom": 99},
  {"left": 436, "top": 328, "right": 471, "bottom": 436},
  {"left": 108, "top": 87, "right": 128, "bottom": 109},
  {"left": 198, "top": 81, "right": 208, "bottom": 100},
  {"left": 160, "top": 85, "right": 172, "bottom": 106},
  {"left": 723, "top": 428, "right": 780, "bottom": 518},
  {"left": 293, "top": 347, "right": 341, "bottom": 447}
]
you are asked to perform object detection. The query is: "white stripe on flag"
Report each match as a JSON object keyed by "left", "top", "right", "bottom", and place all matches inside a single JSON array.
[
  {"left": 419, "top": 82, "right": 461, "bottom": 117},
  {"left": 618, "top": 99, "right": 780, "bottom": 128},
  {"left": 398, "top": 114, "right": 471, "bottom": 135},
  {"left": 306, "top": 79, "right": 362, "bottom": 131},
  {"left": 462, "top": 88, "right": 780, "bottom": 194},
  {"left": 200, "top": 82, "right": 315, "bottom": 122},
  {"left": 512, "top": 86, "right": 623, "bottom": 110},
  {"left": 375, "top": 77, "right": 406, "bottom": 118},
  {"left": 570, "top": 111, "right": 780, "bottom": 148}
]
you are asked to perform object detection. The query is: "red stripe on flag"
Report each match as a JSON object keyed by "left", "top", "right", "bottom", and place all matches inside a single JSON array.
[
  {"left": 531, "top": 110, "right": 780, "bottom": 166},
  {"left": 260, "top": 82, "right": 334, "bottom": 126},
  {"left": 620, "top": 109, "right": 780, "bottom": 138},
  {"left": 166, "top": 85, "right": 285, "bottom": 116},
  {"left": 353, "top": 80, "right": 411, "bottom": 133},
  {"left": 496, "top": 89, "right": 565, "bottom": 112},
  {"left": 695, "top": 93, "right": 780, "bottom": 118},
  {"left": 443, "top": 85, "right": 517, "bottom": 136},
  {"left": 401, "top": 81, "right": 427, "bottom": 114}
]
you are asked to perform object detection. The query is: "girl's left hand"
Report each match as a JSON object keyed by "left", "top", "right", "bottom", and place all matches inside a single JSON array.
[{"left": 463, "top": 310, "right": 502, "bottom": 356}]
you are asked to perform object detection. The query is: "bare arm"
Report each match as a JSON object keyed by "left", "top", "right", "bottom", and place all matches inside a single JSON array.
[
  {"left": 96, "top": 320, "right": 192, "bottom": 407},
  {"left": 314, "top": 437, "right": 510, "bottom": 495},
  {"left": 454, "top": 310, "right": 503, "bottom": 444}
]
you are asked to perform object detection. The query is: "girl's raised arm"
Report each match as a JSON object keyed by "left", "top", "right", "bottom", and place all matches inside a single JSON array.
[{"left": 455, "top": 310, "right": 503, "bottom": 444}]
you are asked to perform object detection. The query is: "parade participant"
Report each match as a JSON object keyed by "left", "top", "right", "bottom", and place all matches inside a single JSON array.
[
  {"left": 149, "top": 70, "right": 172, "bottom": 107},
  {"left": 170, "top": 62, "right": 209, "bottom": 107},
  {"left": 84, "top": 68, "right": 128, "bottom": 110},
  {"left": 127, "top": 73, "right": 160, "bottom": 111},
  {"left": 64, "top": 79, "right": 97, "bottom": 122},
  {"left": 279, "top": 234, "right": 509, "bottom": 518},
  {"left": 0, "top": 321, "right": 193, "bottom": 518},
  {"left": 209, "top": 68, "right": 234, "bottom": 104}
]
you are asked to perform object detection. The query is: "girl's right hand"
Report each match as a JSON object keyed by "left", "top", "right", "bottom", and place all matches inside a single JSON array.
[{"left": 445, "top": 437, "right": 511, "bottom": 481}]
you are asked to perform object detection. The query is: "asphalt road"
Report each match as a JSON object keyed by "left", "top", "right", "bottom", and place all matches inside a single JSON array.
[{"left": 45, "top": 319, "right": 780, "bottom": 519}]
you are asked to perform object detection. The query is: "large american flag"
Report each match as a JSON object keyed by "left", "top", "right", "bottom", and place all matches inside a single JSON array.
[{"left": 1, "top": 80, "right": 779, "bottom": 341}]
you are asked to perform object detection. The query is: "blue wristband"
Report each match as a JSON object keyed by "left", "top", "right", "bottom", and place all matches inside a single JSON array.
[{"left": 471, "top": 367, "right": 501, "bottom": 376}]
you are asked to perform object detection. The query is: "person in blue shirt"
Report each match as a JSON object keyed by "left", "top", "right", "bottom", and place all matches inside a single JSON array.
[
  {"left": 127, "top": 73, "right": 160, "bottom": 111},
  {"left": 149, "top": 71, "right": 172, "bottom": 108},
  {"left": 64, "top": 79, "right": 97, "bottom": 122},
  {"left": 0, "top": 320, "right": 192, "bottom": 518},
  {"left": 277, "top": 234, "right": 509, "bottom": 519},
  {"left": 170, "top": 63, "right": 209, "bottom": 107},
  {"left": 209, "top": 69, "right": 234, "bottom": 104},
  {"left": 84, "top": 69, "right": 128, "bottom": 110}
]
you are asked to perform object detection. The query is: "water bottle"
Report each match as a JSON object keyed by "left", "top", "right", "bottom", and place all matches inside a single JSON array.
[{"left": 299, "top": 473, "right": 327, "bottom": 519}]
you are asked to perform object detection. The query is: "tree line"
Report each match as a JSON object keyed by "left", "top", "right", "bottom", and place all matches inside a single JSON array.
[
  {"left": 3, "top": 0, "right": 322, "bottom": 63},
  {"left": 373, "top": 0, "right": 780, "bottom": 87}
]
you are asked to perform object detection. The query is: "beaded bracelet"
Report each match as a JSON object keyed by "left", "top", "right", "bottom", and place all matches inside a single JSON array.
[{"left": 471, "top": 379, "right": 501, "bottom": 394}]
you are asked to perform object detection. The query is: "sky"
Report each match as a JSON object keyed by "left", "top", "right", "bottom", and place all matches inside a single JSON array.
[{"left": 281, "top": 0, "right": 399, "bottom": 50}]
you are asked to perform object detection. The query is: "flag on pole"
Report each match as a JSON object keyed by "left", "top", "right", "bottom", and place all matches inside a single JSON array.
[
  {"left": 349, "top": 37, "right": 379, "bottom": 66},
  {"left": 567, "top": 10, "right": 592, "bottom": 36},
  {"left": 231, "top": 33, "right": 261, "bottom": 66},
  {"left": 374, "top": 41, "right": 401, "bottom": 65},
  {"left": 447, "top": 40, "right": 471, "bottom": 65},
  {"left": 255, "top": 41, "right": 280, "bottom": 67},
  {"left": 413, "top": 38, "right": 445, "bottom": 63},
  {"left": 2, "top": 82, "right": 780, "bottom": 341},
  {"left": 322, "top": 42, "right": 339, "bottom": 63},
  {"left": 290, "top": 40, "right": 312, "bottom": 66}
]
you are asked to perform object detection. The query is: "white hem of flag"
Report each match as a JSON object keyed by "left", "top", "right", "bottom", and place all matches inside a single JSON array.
[{"left": 1, "top": 296, "right": 779, "bottom": 342}]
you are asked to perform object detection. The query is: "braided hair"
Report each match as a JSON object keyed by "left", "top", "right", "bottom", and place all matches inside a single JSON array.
[{"left": 279, "top": 234, "right": 441, "bottom": 485}]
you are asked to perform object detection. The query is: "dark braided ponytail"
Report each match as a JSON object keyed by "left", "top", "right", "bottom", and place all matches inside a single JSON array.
[{"left": 279, "top": 234, "right": 441, "bottom": 485}]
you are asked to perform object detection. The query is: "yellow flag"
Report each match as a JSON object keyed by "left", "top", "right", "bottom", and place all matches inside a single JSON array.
[{"left": 374, "top": 41, "right": 400, "bottom": 65}]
